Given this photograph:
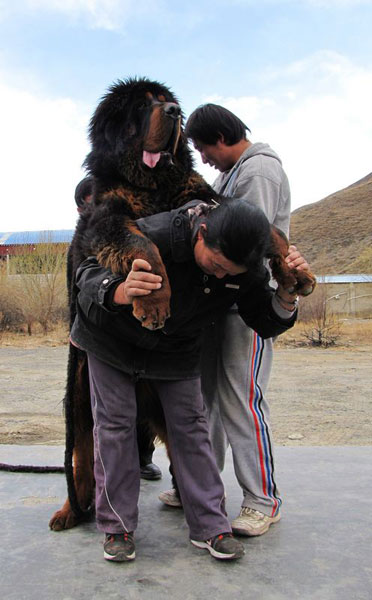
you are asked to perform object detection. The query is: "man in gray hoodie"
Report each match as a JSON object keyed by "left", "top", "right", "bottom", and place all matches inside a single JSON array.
[{"left": 160, "top": 103, "right": 292, "bottom": 537}]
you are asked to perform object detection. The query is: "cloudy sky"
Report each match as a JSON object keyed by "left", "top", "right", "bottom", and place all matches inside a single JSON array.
[{"left": 1, "top": 0, "right": 372, "bottom": 231}]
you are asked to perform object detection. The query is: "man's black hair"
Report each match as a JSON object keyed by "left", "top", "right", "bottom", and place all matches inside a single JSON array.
[
  {"left": 200, "top": 198, "right": 270, "bottom": 270},
  {"left": 185, "top": 104, "right": 251, "bottom": 146},
  {"left": 74, "top": 176, "right": 94, "bottom": 208}
]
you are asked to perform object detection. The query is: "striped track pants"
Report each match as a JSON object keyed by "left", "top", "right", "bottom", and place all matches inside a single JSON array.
[{"left": 201, "top": 312, "right": 282, "bottom": 517}]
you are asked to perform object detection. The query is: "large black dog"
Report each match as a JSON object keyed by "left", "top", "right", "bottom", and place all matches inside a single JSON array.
[{"left": 49, "top": 77, "right": 315, "bottom": 531}]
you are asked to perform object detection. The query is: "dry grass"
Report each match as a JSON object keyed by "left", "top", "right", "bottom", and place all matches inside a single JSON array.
[
  {"left": 276, "top": 317, "right": 372, "bottom": 349},
  {"left": 0, "top": 321, "right": 69, "bottom": 347},
  {"left": 1, "top": 318, "right": 371, "bottom": 350},
  {"left": 290, "top": 174, "right": 372, "bottom": 274},
  {"left": 0, "top": 244, "right": 68, "bottom": 336}
]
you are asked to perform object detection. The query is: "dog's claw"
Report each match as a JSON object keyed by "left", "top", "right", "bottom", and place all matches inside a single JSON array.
[
  {"left": 301, "top": 287, "right": 314, "bottom": 296},
  {"left": 141, "top": 315, "right": 147, "bottom": 321}
]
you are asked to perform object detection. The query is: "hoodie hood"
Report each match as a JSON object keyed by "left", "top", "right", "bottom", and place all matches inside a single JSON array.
[
  {"left": 212, "top": 141, "right": 291, "bottom": 237},
  {"left": 234, "top": 142, "right": 282, "bottom": 168},
  {"left": 213, "top": 142, "right": 284, "bottom": 198}
]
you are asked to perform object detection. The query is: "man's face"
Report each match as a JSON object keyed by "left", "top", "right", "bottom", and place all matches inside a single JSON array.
[
  {"left": 193, "top": 139, "right": 235, "bottom": 173},
  {"left": 193, "top": 230, "right": 247, "bottom": 279}
]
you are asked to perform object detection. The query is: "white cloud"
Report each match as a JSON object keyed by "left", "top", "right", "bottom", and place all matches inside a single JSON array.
[
  {"left": 227, "top": 0, "right": 372, "bottom": 5},
  {"left": 26, "top": 0, "right": 132, "bottom": 29},
  {"left": 302, "top": 0, "right": 372, "bottom": 6},
  {"left": 0, "top": 73, "right": 90, "bottom": 231},
  {"left": 196, "top": 51, "right": 372, "bottom": 211},
  {"left": 3, "top": 0, "right": 165, "bottom": 30}
]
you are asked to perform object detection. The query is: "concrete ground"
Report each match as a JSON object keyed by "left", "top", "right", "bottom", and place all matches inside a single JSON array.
[{"left": 0, "top": 445, "right": 371, "bottom": 600}]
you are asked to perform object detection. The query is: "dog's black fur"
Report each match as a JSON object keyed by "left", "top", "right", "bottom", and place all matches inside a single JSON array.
[{"left": 49, "top": 77, "right": 219, "bottom": 530}]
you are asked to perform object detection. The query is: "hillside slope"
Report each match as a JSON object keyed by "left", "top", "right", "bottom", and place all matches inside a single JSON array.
[{"left": 290, "top": 173, "right": 372, "bottom": 273}]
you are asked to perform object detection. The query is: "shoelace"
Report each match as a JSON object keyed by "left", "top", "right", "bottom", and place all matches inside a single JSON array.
[
  {"left": 210, "top": 532, "right": 232, "bottom": 545},
  {"left": 241, "top": 507, "right": 262, "bottom": 518},
  {"left": 107, "top": 532, "right": 133, "bottom": 543}
]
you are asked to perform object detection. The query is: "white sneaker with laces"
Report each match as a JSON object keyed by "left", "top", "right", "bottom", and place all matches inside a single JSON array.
[
  {"left": 158, "top": 488, "right": 183, "bottom": 508},
  {"left": 231, "top": 507, "right": 281, "bottom": 536}
]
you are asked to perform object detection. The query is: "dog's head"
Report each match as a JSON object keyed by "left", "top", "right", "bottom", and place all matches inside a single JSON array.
[{"left": 86, "top": 77, "right": 188, "bottom": 178}]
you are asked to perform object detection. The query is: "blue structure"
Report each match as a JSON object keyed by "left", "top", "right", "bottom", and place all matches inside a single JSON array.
[
  {"left": 0, "top": 230, "right": 74, "bottom": 246},
  {"left": 317, "top": 274, "right": 372, "bottom": 284},
  {"left": 0, "top": 230, "right": 74, "bottom": 257}
]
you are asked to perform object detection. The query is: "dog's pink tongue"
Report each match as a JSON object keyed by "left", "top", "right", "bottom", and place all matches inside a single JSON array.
[{"left": 143, "top": 151, "right": 161, "bottom": 168}]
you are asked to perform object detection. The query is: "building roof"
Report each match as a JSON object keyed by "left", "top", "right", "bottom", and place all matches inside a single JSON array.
[
  {"left": 317, "top": 274, "right": 372, "bottom": 284},
  {"left": 0, "top": 233, "right": 371, "bottom": 285},
  {"left": 0, "top": 230, "right": 74, "bottom": 245}
]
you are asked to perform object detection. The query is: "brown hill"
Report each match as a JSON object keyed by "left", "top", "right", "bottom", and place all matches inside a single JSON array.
[{"left": 289, "top": 173, "right": 372, "bottom": 274}]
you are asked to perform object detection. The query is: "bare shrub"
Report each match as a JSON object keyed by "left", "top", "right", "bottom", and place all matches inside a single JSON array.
[
  {"left": 299, "top": 284, "right": 342, "bottom": 347},
  {"left": 0, "top": 263, "right": 24, "bottom": 337},
  {"left": 6, "top": 239, "right": 68, "bottom": 335}
]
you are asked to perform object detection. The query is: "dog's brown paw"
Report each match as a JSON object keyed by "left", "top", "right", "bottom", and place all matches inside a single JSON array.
[
  {"left": 294, "top": 270, "right": 317, "bottom": 296},
  {"left": 49, "top": 508, "right": 79, "bottom": 531},
  {"left": 132, "top": 289, "right": 171, "bottom": 330}
]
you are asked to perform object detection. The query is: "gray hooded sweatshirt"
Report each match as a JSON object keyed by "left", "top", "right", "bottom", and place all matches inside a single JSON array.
[{"left": 212, "top": 142, "right": 291, "bottom": 236}]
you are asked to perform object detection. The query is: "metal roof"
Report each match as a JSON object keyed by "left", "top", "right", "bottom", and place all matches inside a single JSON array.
[
  {"left": 316, "top": 274, "right": 372, "bottom": 284},
  {"left": 0, "top": 230, "right": 74, "bottom": 245}
]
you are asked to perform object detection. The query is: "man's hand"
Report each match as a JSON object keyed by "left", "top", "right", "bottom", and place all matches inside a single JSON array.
[
  {"left": 276, "top": 245, "right": 311, "bottom": 307},
  {"left": 285, "top": 245, "right": 310, "bottom": 272},
  {"left": 113, "top": 259, "right": 163, "bottom": 305}
]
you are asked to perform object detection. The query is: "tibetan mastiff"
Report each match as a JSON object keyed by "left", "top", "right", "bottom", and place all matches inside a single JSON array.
[{"left": 49, "top": 77, "right": 315, "bottom": 531}]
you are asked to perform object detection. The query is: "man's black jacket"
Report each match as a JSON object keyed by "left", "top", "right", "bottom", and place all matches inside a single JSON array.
[{"left": 70, "top": 203, "right": 296, "bottom": 380}]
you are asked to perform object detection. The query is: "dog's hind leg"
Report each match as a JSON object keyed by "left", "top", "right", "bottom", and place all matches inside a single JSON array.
[
  {"left": 49, "top": 433, "right": 94, "bottom": 530},
  {"left": 49, "top": 350, "right": 95, "bottom": 531}
]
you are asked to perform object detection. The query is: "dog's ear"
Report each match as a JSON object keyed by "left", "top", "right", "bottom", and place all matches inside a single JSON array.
[
  {"left": 104, "top": 120, "right": 138, "bottom": 150},
  {"left": 104, "top": 120, "right": 120, "bottom": 146},
  {"left": 127, "top": 123, "right": 136, "bottom": 137}
]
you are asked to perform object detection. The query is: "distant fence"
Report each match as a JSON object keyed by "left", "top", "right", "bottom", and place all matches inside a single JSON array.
[{"left": 318, "top": 277, "right": 372, "bottom": 318}]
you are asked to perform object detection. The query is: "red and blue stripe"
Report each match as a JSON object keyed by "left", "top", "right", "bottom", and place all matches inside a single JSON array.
[{"left": 248, "top": 332, "right": 281, "bottom": 517}]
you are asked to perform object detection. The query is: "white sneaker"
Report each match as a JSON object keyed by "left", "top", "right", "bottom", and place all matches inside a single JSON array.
[
  {"left": 158, "top": 488, "right": 183, "bottom": 508},
  {"left": 231, "top": 507, "right": 281, "bottom": 536}
]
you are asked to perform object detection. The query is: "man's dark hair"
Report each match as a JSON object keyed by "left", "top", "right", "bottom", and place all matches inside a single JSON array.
[
  {"left": 185, "top": 104, "right": 251, "bottom": 146},
  {"left": 200, "top": 198, "right": 270, "bottom": 270},
  {"left": 74, "top": 176, "right": 94, "bottom": 208}
]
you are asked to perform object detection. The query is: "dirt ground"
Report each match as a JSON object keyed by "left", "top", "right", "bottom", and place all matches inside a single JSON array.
[{"left": 0, "top": 325, "right": 371, "bottom": 447}]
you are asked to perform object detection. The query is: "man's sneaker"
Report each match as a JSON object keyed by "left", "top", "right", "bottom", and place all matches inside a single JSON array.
[
  {"left": 140, "top": 462, "right": 162, "bottom": 480},
  {"left": 158, "top": 488, "right": 183, "bottom": 508},
  {"left": 103, "top": 532, "right": 135, "bottom": 562},
  {"left": 190, "top": 533, "right": 245, "bottom": 560},
  {"left": 232, "top": 507, "right": 281, "bottom": 537}
]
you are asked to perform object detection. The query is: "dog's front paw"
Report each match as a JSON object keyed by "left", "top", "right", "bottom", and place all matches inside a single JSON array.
[
  {"left": 294, "top": 270, "right": 317, "bottom": 296},
  {"left": 271, "top": 255, "right": 316, "bottom": 297},
  {"left": 132, "top": 289, "right": 171, "bottom": 330}
]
